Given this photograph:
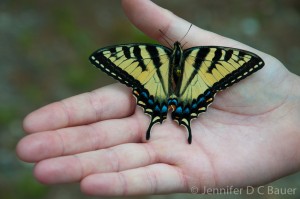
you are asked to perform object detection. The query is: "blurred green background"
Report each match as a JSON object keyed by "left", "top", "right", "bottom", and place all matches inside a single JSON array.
[{"left": 1, "top": 0, "right": 299, "bottom": 199}]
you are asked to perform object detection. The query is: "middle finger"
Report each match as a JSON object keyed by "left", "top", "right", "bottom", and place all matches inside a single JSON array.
[
  {"left": 17, "top": 111, "right": 148, "bottom": 162},
  {"left": 34, "top": 142, "right": 158, "bottom": 184}
]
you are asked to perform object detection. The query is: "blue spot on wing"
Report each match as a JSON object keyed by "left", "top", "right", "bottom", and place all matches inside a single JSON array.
[
  {"left": 141, "top": 91, "right": 148, "bottom": 98},
  {"left": 148, "top": 98, "right": 154, "bottom": 106},
  {"left": 197, "top": 97, "right": 205, "bottom": 104},
  {"left": 161, "top": 105, "right": 168, "bottom": 113},
  {"left": 154, "top": 105, "right": 160, "bottom": 112},
  {"left": 168, "top": 98, "right": 178, "bottom": 106},
  {"left": 183, "top": 107, "right": 190, "bottom": 115},
  {"left": 191, "top": 103, "right": 197, "bottom": 109},
  {"left": 175, "top": 106, "right": 183, "bottom": 114},
  {"left": 205, "top": 91, "right": 211, "bottom": 96}
]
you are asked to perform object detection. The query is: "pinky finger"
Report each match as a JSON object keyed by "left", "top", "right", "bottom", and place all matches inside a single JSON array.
[{"left": 80, "top": 163, "right": 188, "bottom": 196}]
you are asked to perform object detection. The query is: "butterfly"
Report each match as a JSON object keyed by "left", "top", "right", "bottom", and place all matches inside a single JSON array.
[{"left": 89, "top": 39, "right": 264, "bottom": 144}]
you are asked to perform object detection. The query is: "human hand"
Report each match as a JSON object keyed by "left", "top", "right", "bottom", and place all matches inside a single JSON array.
[{"left": 17, "top": 0, "right": 300, "bottom": 196}]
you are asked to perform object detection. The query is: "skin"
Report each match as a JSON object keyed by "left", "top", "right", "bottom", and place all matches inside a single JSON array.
[{"left": 16, "top": 0, "right": 300, "bottom": 196}]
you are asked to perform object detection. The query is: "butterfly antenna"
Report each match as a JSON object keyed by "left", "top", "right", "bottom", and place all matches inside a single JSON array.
[
  {"left": 179, "top": 23, "right": 193, "bottom": 44},
  {"left": 182, "top": 41, "right": 188, "bottom": 49},
  {"left": 159, "top": 29, "right": 173, "bottom": 48}
]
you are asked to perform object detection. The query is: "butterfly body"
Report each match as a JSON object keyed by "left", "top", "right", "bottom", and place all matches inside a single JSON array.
[{"left": 90, "top": 41, "right": 264, "bottom": 144}]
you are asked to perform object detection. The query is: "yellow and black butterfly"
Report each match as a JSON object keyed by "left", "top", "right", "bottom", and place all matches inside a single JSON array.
[{"left": 90, "top": 38, "right": 264, "bottom": 144}]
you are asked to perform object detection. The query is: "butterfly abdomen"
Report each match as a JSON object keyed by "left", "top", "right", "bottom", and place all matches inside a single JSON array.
[{"left": 170, "top": 42, "right": 185, "bottom": 88}]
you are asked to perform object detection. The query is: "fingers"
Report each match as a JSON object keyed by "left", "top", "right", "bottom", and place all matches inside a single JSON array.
[
  {"left": 81, "top": 163, "right": 187, "bottom": 196},
  {"left": 122, "top": 0, "right": 261, "bottom": 52},
  {"left": 121, "top": 0, "right": 175, "bottom": 42},
  {"left": 23, "top": 84, "right": 135, "bottom": 133},
  {"left": 33, "top": 143, "right": 159, "bottom": 185},
  {"left": 17, "top": 111, "right": 148, "bottom": 162}
]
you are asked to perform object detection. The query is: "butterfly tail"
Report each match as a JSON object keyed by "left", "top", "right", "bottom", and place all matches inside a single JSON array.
[
  {"left": 145, "top": 104, "right": 168, "bottom": 140},
  {"left": 187, "top": 123, "right": 192, "bottom": 144},
  {"left": 180, "top": 118, "right": 192, "bottom": 144},
  {"left": 146, "top": 120, "right": 155, "bottom": 140}
]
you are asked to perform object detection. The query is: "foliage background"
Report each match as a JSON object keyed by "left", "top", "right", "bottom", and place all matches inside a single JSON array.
[{"left": 0, "top": 0, "right": 299, "bottom": 199}]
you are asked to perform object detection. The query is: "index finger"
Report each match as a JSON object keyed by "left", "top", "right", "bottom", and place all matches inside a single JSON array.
[
  {"left": 23, "top": 84, "right": 135, "bottom": 133},
  {"left": 122, "top": 0, "right": 263, "bottom": 52}
]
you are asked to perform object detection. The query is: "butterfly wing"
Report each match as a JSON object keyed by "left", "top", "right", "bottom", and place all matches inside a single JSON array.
[
  {"left": 89, "top": 44, "right": 172, "bottom": 140},
  {"left": 170, "top": 47, "right": 264, "bottom": 143}
]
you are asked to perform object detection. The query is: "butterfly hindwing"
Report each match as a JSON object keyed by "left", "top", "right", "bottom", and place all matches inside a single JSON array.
[
  {"left": 170, "top": 46, "right": 264, "bottom": 142},
  {"left": 89, "top": 44, "right": 173, "bottom": 139}
]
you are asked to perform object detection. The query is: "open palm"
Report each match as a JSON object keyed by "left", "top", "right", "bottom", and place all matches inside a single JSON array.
[{"left": 17, "top": 0, "right": 300, "bottom": 196}]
